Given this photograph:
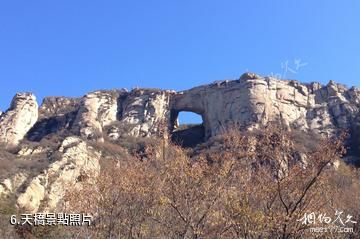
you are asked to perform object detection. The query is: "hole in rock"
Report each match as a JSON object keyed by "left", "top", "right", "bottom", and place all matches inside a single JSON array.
[{"left": 170, "top": 111, "right": 205, "bottom": 148}]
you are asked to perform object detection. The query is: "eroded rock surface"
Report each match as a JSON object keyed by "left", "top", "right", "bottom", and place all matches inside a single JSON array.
[
  {"left": 16, "top": 136, "right": 101, "bottom": 212},
  {"left": 119, "top": 89, "right": 174, "bottom": 137},
  {"left": 27, "top": 97, "right": 80, "bottom": 141},
  {"left": 71, "top": 90, "right": 124, "bottom": 141},
  {"left": 173, "top": 73, "right": 360, "bottom": 138},
  {"left": 0, "top": 93, "right": 38, "bottom": 146},
  {"left": 0, "top": 72, "right": 359, "bottom": 215},
  {"left": 0, "top": 172, "right": 28, "bottom": 197},
  {"left": 39, "top": 96, "right": 80, "bottom": 119},
  {"left": 1, "top": 74, "right": 360, "bottom": 146}
]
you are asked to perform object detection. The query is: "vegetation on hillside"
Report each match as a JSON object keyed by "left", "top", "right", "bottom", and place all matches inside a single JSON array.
[
  {"left": 64, "top": 127, "right": 359, "bottom": 239},
  {"left": 1, "top": 126, "right": 359, "bottom": 238}
]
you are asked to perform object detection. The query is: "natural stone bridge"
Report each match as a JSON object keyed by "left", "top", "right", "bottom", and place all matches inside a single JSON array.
[
  {"left": 1, "top": 73, "right": 360, "bottom": 147},
  {"left": 2, "top": 72, "right": 360, "bottom": 214}
]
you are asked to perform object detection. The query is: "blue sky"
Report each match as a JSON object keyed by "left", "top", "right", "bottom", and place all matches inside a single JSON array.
[{"left": 0, "top": 1, "right": 359, "bottom": 123}]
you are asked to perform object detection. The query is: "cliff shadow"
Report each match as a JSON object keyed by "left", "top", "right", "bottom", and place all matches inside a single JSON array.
[{"left": 26, "top": 111, "right": 78, "bottom": 142}]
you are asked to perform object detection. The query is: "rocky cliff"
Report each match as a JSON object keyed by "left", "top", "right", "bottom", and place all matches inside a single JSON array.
[
  {"left": 16, "top": 136, "right": 101, "bottom": 212},
  {"left": 0, "top": 93, "right": 38, "bottom": 147},
  {"left": 172, "top": 73, "right": 360, "bottom": 138},
  {"left": 2, "top": 73, "right": 359, "bottom": 146},
  {"left": 0, "top": 72, "right": 359, "bottom": 212}
]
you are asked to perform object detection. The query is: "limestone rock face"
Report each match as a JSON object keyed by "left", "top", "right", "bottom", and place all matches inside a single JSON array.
[
  {"left": 16, "top": 136, "right": 101, "bottom": 212},
  {"left": 72, "top": 90, "right": 123, "bottom": 141},
  {"left": 1, "top": 74, "right": 360, "bottom": 144},
  {"left": 172, "top": 74, "right": 360, "bottom": 138},
  {"left": 119, "top": 89, "right": 174, "bottom": 137},
  {"left": 17, "top": 145, "right": 48, "bottom": 157},
  {"left": 0, "top": 72, "right": 360, "bottom": 215},
  {"left": 0, "top": 93, "right": 38, "bottom": 146},
  {"left": 39, "top": 96, "right": 80, "bottom": 119},
  {"left": 24, "top": 89, "right": 174, "bottom": 142},
  {"left": 0, "top": 172, "right": 28, "bottom": 197},
  {"left": 27, "top": 97, "right": 80, "bottom": 141}
]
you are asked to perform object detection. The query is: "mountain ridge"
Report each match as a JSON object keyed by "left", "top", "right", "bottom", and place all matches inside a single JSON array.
[
  {"left": 0, "top": 72, "right": 359, "bottom": 147},
  {"left": 0, "top": 72, "right": 360, "bottom": 215}
]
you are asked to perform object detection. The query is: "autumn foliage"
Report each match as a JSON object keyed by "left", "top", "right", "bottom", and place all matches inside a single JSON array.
[
  {"left": 1, "top": 127, "right": 355, "bottom": 238},
  {"left": 57, "top": 127, "right": 360, "bottom": 239}
]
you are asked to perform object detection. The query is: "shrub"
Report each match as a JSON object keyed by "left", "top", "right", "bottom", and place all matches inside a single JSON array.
[{"left": 61, "top": 126, "right": 359, "bottom": 239}]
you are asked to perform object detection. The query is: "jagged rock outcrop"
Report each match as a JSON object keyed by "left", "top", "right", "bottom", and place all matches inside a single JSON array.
[
  {"left": 0, "top": 72, "right": 359, "bottom": 216},
  {"left": 172, "top": 73, "right": 360, "bottom": 138},
  {"left": 1, "top": 74, "right": 359, "bottom": 146},
  {"left": 0, "top": 93, "right": 38, "bottom": 146},
  {"left": 72, "top": 90, "right": 123, "bottom": 141},
  {"left": 38, "top": 96, "right": 80, "bottom": 119},
  {"left": 16, "top": 136, "right": 101, "bottom": 212},
  {"left": 119, "top": 89, "right": 174, "bottom": 137},
  {"left": 69, "top": 89, "right": 174, "bottom": 141},
  {"left": 27, "top": 97, "right": 80, "bottom": 141},
  {"left": 0, "top": 172, "right": 28, "bottom": 197},
  {"left": 17, "top": 145, "right": 49, "bottom": 157}
]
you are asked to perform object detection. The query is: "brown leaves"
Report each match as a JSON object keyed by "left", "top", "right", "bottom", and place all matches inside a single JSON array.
[{"left": 63, "top": 128, "right": 358, "bottom": 239}]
